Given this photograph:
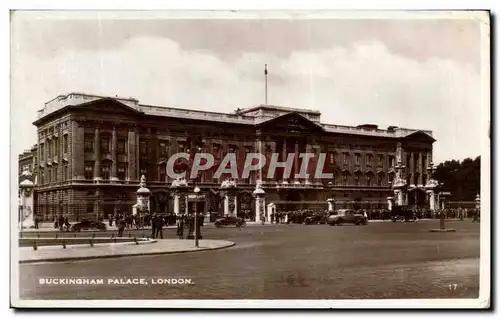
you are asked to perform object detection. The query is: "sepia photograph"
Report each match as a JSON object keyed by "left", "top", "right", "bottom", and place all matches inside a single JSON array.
[{"left": 9, "top": 10, "right": 490, "bottom": 308}]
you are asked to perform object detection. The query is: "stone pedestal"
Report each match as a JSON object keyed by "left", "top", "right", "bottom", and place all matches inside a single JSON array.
[
  {"left": 220, "top": 179, "right": 238, "bottom": 217},
  {"left": 136, "top": 175, "right": 150, "bottom": 214},
  {"left": 224, "top": 194, "right": 238, "bottom": 217},
  {"left": 253, "top": 185, "right": 266, "bottom": 222},
  {"left": 387, "top": 197, "right": 393, "bottom": 211},
  {"left": 19, "top": 173, "right": 35, "bottom": 229},
  {"left": 170, "top": 177, "right": 189, "bottom": 215},
  {"left": 174, "top": 194, "right": 180, "bottom": 215},
  {"left": 327, "top": 198, "right": 335, "bottom": 212}
]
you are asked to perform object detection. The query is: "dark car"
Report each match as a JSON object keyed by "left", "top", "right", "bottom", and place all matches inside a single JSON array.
[
  {"left": 391, "top": 206, "right": 415, "bottom": 222},
  {"left": 214, "top": 216, "right": 246, "bottom": 228},
  {"left": 304, "top": 213, "right": 327, "bottom": 225},
  {"left": 327, "top": 209, "right": 367, "bottom": 226},
  {"left": 70, "top": 220, "right": 107, "bottom": 232}
]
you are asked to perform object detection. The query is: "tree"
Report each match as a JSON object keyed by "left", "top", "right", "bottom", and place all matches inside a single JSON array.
[{"left": 433, "top": 156, "right": 480, "bottom": 201}]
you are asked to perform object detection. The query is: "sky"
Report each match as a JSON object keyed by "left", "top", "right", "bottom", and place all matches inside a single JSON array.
[{"left": 10, "top": 11, "right": 488, "bottom": 169}]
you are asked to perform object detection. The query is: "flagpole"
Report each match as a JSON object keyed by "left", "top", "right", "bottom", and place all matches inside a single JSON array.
[{"left": 264, "top": 64, "right": 268, "bottom": 105}]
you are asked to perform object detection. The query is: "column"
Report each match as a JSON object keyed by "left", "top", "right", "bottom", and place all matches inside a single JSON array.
[
  {"left": 224, "top": 194, "right": 229, "bottom": 216},
  {"left": 282, "top": 137, "right": 287, "bottom": 182},
  {"left": 429, "top": 191, "right": 436, "bottom": 211},
  {"left": 327, "top": 199, "right": 333, "bottom": 212},
  {"left": 71, "top": 121, "right": 85, "bottom": 179},
  {"left": 93, "top": 127, "right": 101, "bottom": 180},
  {"left": 305, "top": 143, "right": 312, "bottom": 184},
  {"left": 127, "top": 128, "right": 137, "bottom": 181},
  {"left": 110, "top": 126, "right": 118, "bottom": 181},
  {"left": 294, "top": 141, "right": 299, "bottom": 182},
  {"left": 417, "top": 152, "right": 423, "bottom": 186},
  {"left": 257, "top": 135, "right": 264, "bottom": 181},
  {"left": 409, "top": 152, "right": 414, "bottom": 185},
  {"left": 233, "top": 195, "right": 238, "bottom": 216}
]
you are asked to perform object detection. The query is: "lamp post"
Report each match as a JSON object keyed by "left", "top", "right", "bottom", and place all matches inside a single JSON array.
[{"left": 194, "top": 185, "right": 200, "bottom": 248}]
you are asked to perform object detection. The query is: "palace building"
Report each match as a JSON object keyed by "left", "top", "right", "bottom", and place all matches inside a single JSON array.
[{"left": 25, "top": 92, "right": 436, "bottom": 222}]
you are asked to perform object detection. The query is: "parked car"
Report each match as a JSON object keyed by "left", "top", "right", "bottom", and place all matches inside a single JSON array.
[
  {"left": 327, "top": 209, "right": 367, "bottom": 226},
  {"left": 70, "top": 220, "right": 107, "bottom": 232},
  {"left": 304, "top": 213, "right": 327, "bottom": 225},
  {"left": 214, "top": 216, "right": 246, "bottom": 228}
]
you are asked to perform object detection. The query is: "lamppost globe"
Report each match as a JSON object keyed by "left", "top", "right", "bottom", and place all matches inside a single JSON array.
[{"left": 194, "top": 186, "right": 200, "bottom": 193}]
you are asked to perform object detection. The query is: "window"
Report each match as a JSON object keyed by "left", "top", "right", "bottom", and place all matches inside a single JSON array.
[
  {"left": 63, "top": 165, "right": 68, "bottom": 181},
  {"left": 118, "top": 139, "right": 126, "bottom": 154},
  {"left": 354, "top": 174, "right": 359, "bottom": 186},
  {"left": 330, "top": 152, "right": 337, "bottom": 165},
  {"left": 140, "top": 168, "right": 147, "bottom": 178},
  {"left": 406, "top": 174, "right": 412, "bottom": 185},
  {"left": 159, "top": 142, "right": 168, "bottom": 156},
  {"left": 40, "top": 143, "right": 44, "bottom": 160},
  {"left": 422, "top": 174, "right": 427, "bottom": 186},
  {"left": 84, "top": 164, "right": 94, "bottom": 180},
  {"left": 47, "top": 140, "right": 52, "bottom": 158},
  {"left": 101, "top": 165, "right": 110, "bottom": 179},
  {"left": 140, "top": 140, "right": 148, "bottom": 155},
  {"left": 389, "top": 155, "right": 395, "bottom": 168},
  {"left": 377, "top": 174, "right": 383, "bottom": 186},
  {"left": 101, "top": 137, "right": 111, "bottom": 153},
  {"left": 355, "top": 153, "right": 360, "bottom": 165},
  {"left": 343, "top": 152, "right": 349, "bottom": 165},
  {"left": 422, "top": 155, "right": 427, "bottom": 172},
  {"left": 47, "top": 168, "right": 51, "bottom": 183},
  {"left": 118, "top": 164, "right": 127, "bottom": 180},
  {"left": 159, "top": 164, "right": 166, "bottom": 182},
  {"left": 342, "top": 173, "right": 348, "bottom": 185},
  {"left": 366, "top": 154, "right": 372, "bottom": 167},
  {"left": 213, "top": 144, "right": 221, "bottom": 159},
  {"left": 378, "top": 155, "right": 384, "bottom": 168},
  {"left": 177, "top": 142, "right": 185, "bottom": 152},
  {"left": 366, "top": 174, "right": 372, "bottom": 186},
  {"left": 84, "top": 138, "right": 94, "bottom": 151},
  {"left": 63, "top": 135, "right": 68, "bottom": 153},
  {"left": 388, "top": 173, "right": 394, "bottom": 184},
  {"left": 54, "top": 138, "right": 59, "bottom": 156}
]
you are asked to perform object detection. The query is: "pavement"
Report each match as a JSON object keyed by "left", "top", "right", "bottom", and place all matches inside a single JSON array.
[
  {"left": 18, "top": 239, "right": 235, "bottom": 264},
  {"left": 18, "top": 220, "right": 481, "bottom": 300}
]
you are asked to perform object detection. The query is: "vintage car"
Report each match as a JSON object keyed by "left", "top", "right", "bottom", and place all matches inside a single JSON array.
[
  {"left": 214, "top": 216, "right": 246, "bottom": 228},
  {"left": 390, "top": 206, "right": 416, "bottom": 222},
  {"left": 304, "top": 213, "right": 328, "bottom": 225},
  {"left": 327, "top": 209, "right": 367, "bottom": 226},
  {"left": 70, "top": 220, "right": 107, "bottom": 232}
]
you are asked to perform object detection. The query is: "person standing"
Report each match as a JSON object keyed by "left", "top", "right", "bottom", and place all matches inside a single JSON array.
[
  {"left": 155, "top": 215, "right": 164, "bottom": 239},
  {"left": 118, "top": 217, "right": 126, "bottom": 237},
  {"left": 176, "top": 217, "right": 184, "bottom": 239},
  {"left": 151, "top": 214, "right": 157, "bottom": 239}
]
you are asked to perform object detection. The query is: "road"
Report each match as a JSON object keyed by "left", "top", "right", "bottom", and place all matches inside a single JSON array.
[{"left": 18, "top": 220, "right": 480, "bottom": 300}]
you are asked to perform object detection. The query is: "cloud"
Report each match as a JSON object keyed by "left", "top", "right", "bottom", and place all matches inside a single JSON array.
[{"left": 11, "top": 35, "right": 482, "bottom": 173}]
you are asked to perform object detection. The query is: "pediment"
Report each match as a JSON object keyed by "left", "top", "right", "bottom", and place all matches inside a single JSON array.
[
  {"left": 76, "top": 98, "right": 143, "bottom": 116},
  {"left": 257, "top": 112, "right": 324, "bottom": 132},
  {"left": 402, "top": 130, "right": 436, "bottom": 143}
]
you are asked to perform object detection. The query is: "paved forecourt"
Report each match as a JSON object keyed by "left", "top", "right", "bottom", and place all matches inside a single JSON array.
[{"left": 19, "top": 239, "right": 235, "bottom": 264}]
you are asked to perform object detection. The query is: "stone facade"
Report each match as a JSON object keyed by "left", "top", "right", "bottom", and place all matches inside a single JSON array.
[{"left": 26, "top": 93, "right": 436, "bottom": 222}]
